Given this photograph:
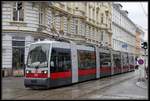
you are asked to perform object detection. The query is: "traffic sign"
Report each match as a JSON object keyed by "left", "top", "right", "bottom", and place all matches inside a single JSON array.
[{"left": 138, "top": 59, "right": 144, "bottom": 65}]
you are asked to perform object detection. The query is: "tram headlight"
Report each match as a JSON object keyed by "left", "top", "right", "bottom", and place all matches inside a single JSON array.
[
  {"left": 26, "top": 70, "right": 30, "bottom": 74},
  {"left": 42, "top": 70, "right": 48, "bottom": 74}
]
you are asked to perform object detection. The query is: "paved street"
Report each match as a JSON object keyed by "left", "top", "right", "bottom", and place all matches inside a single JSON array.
[{"left": 2, "top": 70, "right": 148, "bottom": 100}]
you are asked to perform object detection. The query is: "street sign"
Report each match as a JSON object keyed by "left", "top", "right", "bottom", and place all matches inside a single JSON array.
[{"left": 138, "top": 59, "right": 144, "bottom": 65}]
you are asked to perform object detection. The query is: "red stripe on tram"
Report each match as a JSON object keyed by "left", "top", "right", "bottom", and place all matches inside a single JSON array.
[
  {"left": 78, "top": 68, "right": 96, "bottom": 76},
  {"left": 100, "top": 67, "right": 111, "bottom": 73},
  {"left": 26, "top": 73, "right": 48, "bottom": 78},
  {"left": 114, "top": 66, "right": 122, "bottom": 73},
  {"left": 50, "top": 70, "right": 72, "bottom": 80},
  {"left": 123, "top": 65, "right": 128, "bottom": 72}
]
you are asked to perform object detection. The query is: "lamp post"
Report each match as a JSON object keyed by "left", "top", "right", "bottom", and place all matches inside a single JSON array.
[{"left": 141, "top": 42, "right": 148, "bottom": 79}]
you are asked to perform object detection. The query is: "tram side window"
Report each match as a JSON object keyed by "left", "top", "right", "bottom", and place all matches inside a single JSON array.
[
  {"left": 113, "top": 54, "right": 121, "bottom": 67},
  {"left": 122, "top": 55, "right": 126, "bottom": 66},
  {"left": 121, "top": 55, "right": 124, "bottom": 65},
  {"left": 126, "top": 55, "right": 129, "bottom": 64},
  {"left": 50, "top": 48, "right": 71, "bottom": 72},
  {"left": 78, "top": 50, "right": 96, "bottom": 69},
  {"left": 130, "top": 56, "right": 134, "bottom": 65},
  {"left": 100, "top": 52, "right": 111, "bottom": 67},
  {"left": 123, "top": 54, "right": 128, "bottom": 65},
  {"left": 128, "top": 56, "right": 131, "bottom": 64}
]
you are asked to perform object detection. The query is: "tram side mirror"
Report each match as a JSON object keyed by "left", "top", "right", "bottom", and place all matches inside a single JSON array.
[{"left": 50, "top": 61, "right": 54, "bottom": 67}]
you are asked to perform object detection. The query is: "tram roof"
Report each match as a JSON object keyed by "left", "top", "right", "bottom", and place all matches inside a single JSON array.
[
  {"left": 30, "top": 40, "right": 67, "bottom": 44},
  {"left": 28, "top": 40, "right": 95, "bottom": 50}
]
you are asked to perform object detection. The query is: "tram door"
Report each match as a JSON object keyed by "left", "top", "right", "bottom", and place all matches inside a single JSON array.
[
  {"left": 112, "top": 51, "right": 121, "bottom": 74},
  {"left": 123, "top": 52, "right": 129, "bottom": 72},
  {"left": 129, "top": 54, "right": 134, "bottom": 71},
  {"left": 99, "top": 48, "right": 111, "bottom": 77},
  {"left": 50, "top": 47, "right": 72, "bottom": 87},
  {"left": 121, "top": 52, "right": 124, "bottom": 73}
]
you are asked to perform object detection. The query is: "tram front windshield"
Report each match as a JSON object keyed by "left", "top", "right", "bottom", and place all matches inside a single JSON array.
[{"left": 27, "top": 44, "right": 50, "bottom": 68}]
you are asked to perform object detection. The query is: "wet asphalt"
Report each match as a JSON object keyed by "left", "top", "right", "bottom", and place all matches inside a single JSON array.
[{"left": 2, "top": 70, "right": 148, "bottom": 100}]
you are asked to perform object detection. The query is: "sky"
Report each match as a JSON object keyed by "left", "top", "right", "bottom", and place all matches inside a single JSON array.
[{"left": 117, "top": 2, "right": 148, "bottom": 41}]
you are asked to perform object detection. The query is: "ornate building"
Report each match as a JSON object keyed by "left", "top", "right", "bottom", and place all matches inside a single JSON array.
[
  {"left": 135, "top": 26, "right": 145, "bottom": 55},
  {"left": 2, "top": 1, "right": 112, "bottom": 76}
]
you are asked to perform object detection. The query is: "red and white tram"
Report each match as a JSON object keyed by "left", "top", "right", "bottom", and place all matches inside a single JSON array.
[{"left": 24, "top": 40, "right": 135, "bottom": 89}]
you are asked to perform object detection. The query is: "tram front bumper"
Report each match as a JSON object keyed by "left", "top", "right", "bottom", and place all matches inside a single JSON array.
[{"left": 24, "top": 78, "right": 50, "bottom": 88}]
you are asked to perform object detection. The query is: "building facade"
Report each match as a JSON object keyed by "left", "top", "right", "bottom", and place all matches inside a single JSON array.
[
  {"left": 135, "top": 26, "right": 145, "bottom": 55},
  {"left": 2, "top": 1, "right": 112, "bottom": 76},
  {"left": 112, "top": 3, "right": 137, "bottom": 54}
]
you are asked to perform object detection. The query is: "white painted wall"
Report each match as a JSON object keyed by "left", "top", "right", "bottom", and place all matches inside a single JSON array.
[
  {"left": 112, "top": 4, "right": 136, "bottom": 53},
  {"left": 2, "top": 34, "right": 12, "bottom": 69},
  {"left": 25, "top": 36, "right": 34, "bottom": 64}
]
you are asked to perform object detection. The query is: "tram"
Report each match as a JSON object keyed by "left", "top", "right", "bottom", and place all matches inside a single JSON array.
[{"left": 24, "top": 40, "right": 136, "bottom": 89}]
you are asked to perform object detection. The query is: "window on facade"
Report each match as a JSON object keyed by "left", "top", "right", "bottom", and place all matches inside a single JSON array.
[
  {"left": 89, "top": 6, "right": 91, "bottom": 19},
  {"left": 60, "top": 16, "right": 64, "bottom": 30},
  {"left": 50, "top": 48, "right": 71, "bottom": 73},
  {"left": 96, "top": 29, "right": 98, "bottom": 37},
  {"left": 93, "top": 8, "right": 95, "bottom": 20},
  {"left": 78, "top": 50, "right": 96, "bottom": 69},
  {"left": 52, "top": 12, "right": 56, "bottom": 27},
  {"left": 75, "top": 19, "right": 78, "bottom": 34},
  {"left": 67, "top": 18, "right": 70, "bottom": 33},
  {"left": 101, "top": 31, "right": 104, "bottom": 41},
  {"left": 84, "top": 24, "right": 86, "bottom": 36},
  {"left": 101, "top": 13, "right": 104, "bottom": 23},
  {"left": 96, "top": 12, "right": 98, "bottom": 22},
  {"left": 89, "top": 26, "right": 91, "bottom": 36},
  {"left": 106, "top": 16, "right": 108, "bottom": 27},
  {"left": 13, "top": 2, "right": 24, "bottom": 21},
  {"left": 100, "top": 52, "right": 111, "bottom": 67},
  {"left": 93, "top": 28, "right": 95, "bottom": 36},
  {"left": 39, "top": 6, "right": 45, "bottom": 25}
]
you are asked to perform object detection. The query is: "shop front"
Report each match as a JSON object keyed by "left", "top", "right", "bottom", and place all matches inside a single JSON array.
[{"left": 12, "top": 37, "right": 25, "bottom": 76}]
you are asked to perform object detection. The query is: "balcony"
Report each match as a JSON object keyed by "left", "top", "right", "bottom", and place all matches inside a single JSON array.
[
  {"left": 74, "top": 9, "right": 85, "bottom": 18},
  {"left": 9, "top": 21, "right": 27, "bottom": 27}
]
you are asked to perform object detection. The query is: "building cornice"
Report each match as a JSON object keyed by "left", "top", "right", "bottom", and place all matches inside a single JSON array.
[{"left": 49, "top": 3, "right": 87, "bottom": 20}]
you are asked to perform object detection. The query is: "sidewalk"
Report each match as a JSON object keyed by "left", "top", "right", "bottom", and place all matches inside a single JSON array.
[{"left": 136, "top": 78, "right": 148, "bottom": 89}]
